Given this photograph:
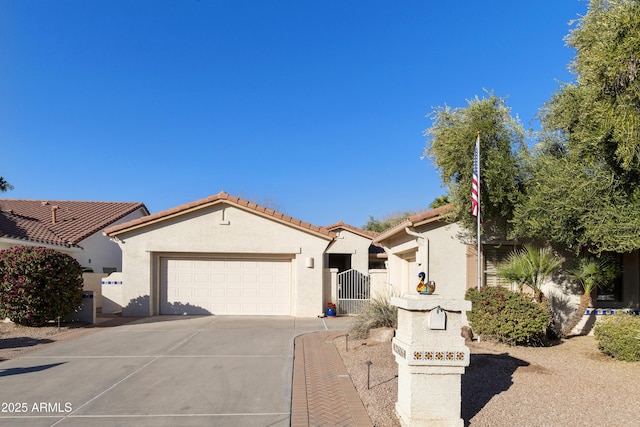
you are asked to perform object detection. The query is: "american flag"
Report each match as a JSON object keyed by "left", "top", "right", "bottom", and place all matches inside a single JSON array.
[{"left": 472, "top": 135, "right": 480, "bottom": 217}]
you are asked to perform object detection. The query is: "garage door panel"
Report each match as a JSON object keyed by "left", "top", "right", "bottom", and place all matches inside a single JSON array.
[
  {"left": 275, "top": 289, "right": 289, "bottom": 298},
  {"left": 244, "top": 303, "right": 258, "bottom": 312},
  {"left": 211, "top": 288, "right": 226, "bottom": 297},
  {"left": 226, "top": 273, "right": 241, "bottom": 283},
  {"left": 194, "top": 288, "right": 209, "bottom": 297},
  {"left": 161, "top": 258, "right": 291, "bottom": 315},
  {"left": 244, "top": 274, "right": 258, "bottom": 284},
  {"left": 259, "top": 289, "right": 274, "bottom": 298},
  {"left": 244, "top": 288, "right": 258, "bottom": 298}
]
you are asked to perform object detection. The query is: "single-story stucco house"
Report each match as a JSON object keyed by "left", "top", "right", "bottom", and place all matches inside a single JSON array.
[
  {"left": 104, "top": 191, "right": 339, "bottom": 317},
  {"left": 103, "top": 192, "right": 390, "bottom": 318},
  {"left": 100, "top": 191, "right": 640, "bottom": 323},
  {"left": 0, "top": 199, "right": 148, "bottom": 273}
]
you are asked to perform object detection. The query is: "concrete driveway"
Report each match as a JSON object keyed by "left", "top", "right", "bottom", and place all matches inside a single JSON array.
[{"left": 0, "top": 315, "right": 350, "bottom": 427}]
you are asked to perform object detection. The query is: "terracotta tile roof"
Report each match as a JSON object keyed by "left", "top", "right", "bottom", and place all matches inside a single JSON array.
[
  {"left": 0, "top": 199, "right": 148, "bottom": 248},
  {"left": 104, "top": 191, "right": 336, "bottom": 240},
  {"left": 373, "top": 204, "right": 453, "bottom": 243},
  {"left": 323, "top": 221, "right": 379, "bottom": 240}
]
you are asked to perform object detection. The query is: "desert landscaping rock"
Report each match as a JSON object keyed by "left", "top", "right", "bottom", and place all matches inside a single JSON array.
[{"left": 367, "top": 327, "right": 395, "bottom": 343}]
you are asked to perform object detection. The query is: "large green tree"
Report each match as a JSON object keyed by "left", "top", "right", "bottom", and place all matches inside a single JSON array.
[
  {"left": 362, "top": 210, "right": 418, "bottom": 232},
  {"left": 423, "top": 94, "right": 526, "bottom": 238},
  {"left": 544, "top": 0, "right": 640, "bottom": 173},
  {"left": 0, "top": 177, "right": 13, "bottom": 192},
  {"left": 511, "top": 0, "right": 640, "bottom": 254}
]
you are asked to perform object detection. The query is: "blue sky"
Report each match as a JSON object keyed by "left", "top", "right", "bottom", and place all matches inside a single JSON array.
[{"left": 1, "top": 0, "right": 587, "bottom": 227}]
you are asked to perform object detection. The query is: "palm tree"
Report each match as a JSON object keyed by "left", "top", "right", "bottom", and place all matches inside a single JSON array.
[
  {"left": 497, "top": 245, "right": 564, "bottom": 303},
  {"left": 562, "top": 255, "right": 620, "bottom": 336},
  {"left": 0, "top": 177, "right": 13, "bottom": 192}
]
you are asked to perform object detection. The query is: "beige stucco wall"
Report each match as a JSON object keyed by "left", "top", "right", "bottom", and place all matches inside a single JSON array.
[
  {"left": 75, "top": 208, "right": 147, "bottom": 273},
  {"left": 82, "top": 272, "right": 107, "bottom": 309},
  {"left": 324, "top": 229, "right": 372, "bottom": 273},
  {"left": 380, "top": 222, "right": 468, "bottom": 300},
  {"left": 369, "top": 268, "right": 390, "bottom": 300},
  {"left": 114, "top": 204, "right": 331, "bottom": 317}
]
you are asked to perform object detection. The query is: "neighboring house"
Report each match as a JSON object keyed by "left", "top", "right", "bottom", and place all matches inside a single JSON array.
[
  {"left": 0, "top": 199, "right": 148, "bottom": 273},
  {"left": 104, "top": 191, "right": 336, "bottom": 317}
]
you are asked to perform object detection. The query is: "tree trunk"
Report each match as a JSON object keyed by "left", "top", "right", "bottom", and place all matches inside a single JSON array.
[
  {"left": 534, "top": 289, "right": 544, "bottom": 303},
  {"left": 562, "top": 293, "right": 593, "bottom": 337}
]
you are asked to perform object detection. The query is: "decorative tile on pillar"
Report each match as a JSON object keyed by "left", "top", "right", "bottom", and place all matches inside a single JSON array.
[
  {"left": 392, "top": 339, "right": 469, "bottom": 367},
  {"left": 393, "top": 342, "right": 407, "bottom": 359}
]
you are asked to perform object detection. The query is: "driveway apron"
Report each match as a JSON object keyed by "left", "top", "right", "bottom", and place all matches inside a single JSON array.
[{"left": 0, "top": 316, "right": 349, "bottom": 427}]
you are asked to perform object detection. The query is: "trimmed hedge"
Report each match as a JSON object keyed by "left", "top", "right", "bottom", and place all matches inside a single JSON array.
[
  {"left": 465, "top": 286, "right": 551, "bottom": 346},
  {"left": 594, "top": 313, "right": 640, "bottom": 362},
  {"left": 0, "top": 246, "right": 84, "bottom": 326}
]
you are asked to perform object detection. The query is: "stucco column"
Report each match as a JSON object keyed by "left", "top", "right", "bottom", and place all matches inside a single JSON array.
[
  {"left": 391, "top": 295, "right": 471, "bottom": 427},
  {"left": 330, "top": 268, "right": 338, "bottom": 306}
]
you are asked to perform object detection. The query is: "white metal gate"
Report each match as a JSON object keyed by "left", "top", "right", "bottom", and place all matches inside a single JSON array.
[{"left": 337, "top": 269, "right": 370, "bottom": 315}]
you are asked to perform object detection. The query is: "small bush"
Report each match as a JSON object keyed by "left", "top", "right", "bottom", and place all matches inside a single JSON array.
[
  {"left": 349, "top": 295, "right": 398, "bottom": 339},
  {"left": 594, "top": 313, "right": 640, "bottom": 362},
  {"left": 466, "top": 286, "right": 551, "bottom": 346},
  {"left": 0, "top": 246, "right": 84, "bottom": 326}
]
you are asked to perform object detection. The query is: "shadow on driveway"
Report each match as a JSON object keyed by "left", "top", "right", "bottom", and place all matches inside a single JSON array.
[
  {"left": 0, "top": 337, "right": 54, "bottom": 350},
  {"left": 0, "top": 362, "right": 65, "bottom": 377}
]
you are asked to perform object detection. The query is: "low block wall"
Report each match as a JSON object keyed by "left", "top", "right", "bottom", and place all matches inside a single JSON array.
[
  {"left": 101, "top": 272, "right": 125, "bottom": 314},
  {"left": 82, "top": 273, "right": 107, "bottom": 310},
  {"left": 571, "top": 308, "right": 640, "bottom": 336}
]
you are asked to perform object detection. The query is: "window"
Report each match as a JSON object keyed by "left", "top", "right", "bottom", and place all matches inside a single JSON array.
[
  {"left": 597, "top": 253, "right": 623, "bottom": 302},
  {"left": 483, "top": 245, "right": 518, "bottom": 289}
]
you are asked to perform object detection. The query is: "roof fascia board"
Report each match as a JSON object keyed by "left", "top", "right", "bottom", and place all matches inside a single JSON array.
[
  {"left": 373, "top": 219, "right": 413, "bottom": 244},
  {"left": 106, "top": 199, "right": 335, "bottom": 241},
  {"left": 373, "top": 213, "right": 448, "bottom": 244},
  {"left": 0, "top": 237, "right": 83, "bottom": 252},
  {"left": 231, "top": 203, "right": 335, "bottom": 240}
]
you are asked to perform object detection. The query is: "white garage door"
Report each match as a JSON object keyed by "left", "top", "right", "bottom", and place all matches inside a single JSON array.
[{"left": 160, "top": 258, "right": 291, "bottom": 315}]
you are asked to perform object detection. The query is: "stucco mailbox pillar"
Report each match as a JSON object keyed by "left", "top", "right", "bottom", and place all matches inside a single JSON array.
[{"left": 391, "top": 295, "right": 471, "bottom": 427}]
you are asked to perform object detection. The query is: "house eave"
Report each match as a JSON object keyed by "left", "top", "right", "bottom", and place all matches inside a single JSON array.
[
  {"left": 0, "top": 236, "right": 83, "bottom": 252},
  {"left": 105, "top": 192, "right": 335, "bottom": 241}
]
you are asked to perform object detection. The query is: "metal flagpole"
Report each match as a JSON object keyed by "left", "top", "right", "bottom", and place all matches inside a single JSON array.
[{"left": 476, "top": 132, "right": 482, "bottom": 291}]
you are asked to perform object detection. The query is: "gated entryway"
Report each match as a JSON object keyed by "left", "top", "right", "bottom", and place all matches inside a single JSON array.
[{"left": 337, "top": 269, "right": 370, "bottom": 315}]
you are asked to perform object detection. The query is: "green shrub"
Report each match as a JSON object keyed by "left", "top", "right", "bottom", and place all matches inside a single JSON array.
[
  {"left": 0, "top": 246, "right": 84, "bottom": 326},
  {"left": 349, "top": 295, "right": 398, "bottom": 339},
  {"left": 594, "top": 313, "right": 640, "bottom": 362},
  {"left": 465, "top": 286, "right": 551, "bottom": 346}
]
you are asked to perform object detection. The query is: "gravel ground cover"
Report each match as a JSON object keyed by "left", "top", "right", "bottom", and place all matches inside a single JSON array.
[
  {"left": 334, "top": 332, "right": 640, "bottom": 427},
  {"left": 0, "top": 316, "right": 136, "bottom": 361},
  {"left": 0, "top": 321, "right": 95, "bottom": 361}
]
